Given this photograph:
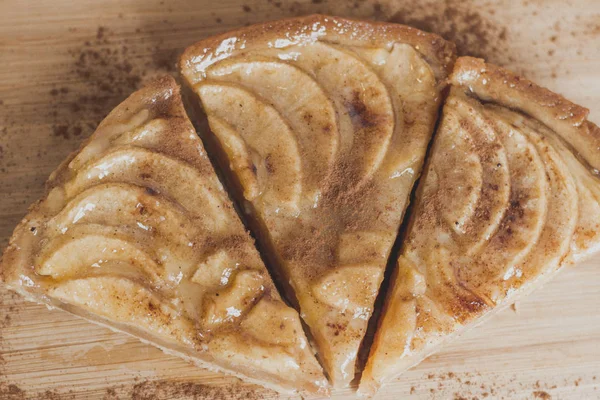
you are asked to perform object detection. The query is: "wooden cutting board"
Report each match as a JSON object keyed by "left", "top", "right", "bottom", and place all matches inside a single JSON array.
[{"left": 1, "top": 0, "right": 599, "bottom": 399}]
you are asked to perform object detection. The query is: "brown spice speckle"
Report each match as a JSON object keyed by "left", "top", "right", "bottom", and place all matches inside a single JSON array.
[
  {"left": 128, "top": 380, "right": 271, "bottom": 400},
  {"left": 41, "top": 23, "right": 180, "bottom": 143},
  {"left": 96, "top": 26, "right": 106, "bottom": 40},
  {"left": 387, "top": 0, "right": 509, "bottom": 64}
]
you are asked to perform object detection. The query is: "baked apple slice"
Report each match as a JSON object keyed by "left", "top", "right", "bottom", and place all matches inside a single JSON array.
[
  {"left": 360, "top": 57, "right": 600, "bottom": 396},
  {"left": 0, "top": 76, "right": 327, "bottom": 396},
  {"left": 181, "top": 14, "right": 456, "bottom": 387}
]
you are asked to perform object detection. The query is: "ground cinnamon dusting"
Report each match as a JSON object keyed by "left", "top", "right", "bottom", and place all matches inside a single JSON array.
[
  {"left": 43, "top": 24, "right": 179, "bottom": 141},
  {"left": 1, "top": 1, "right": 599, "bottom": 398},
  {"left": 387, "top": 0, "right": 510, "bottom": 63},
  {"left": 0, "top": 384, "right": 25, "bottom": 400},
  {"left": 408, "top": 371, "right": 592, "bottom": 398},
  {"left": 127, "top": 379, "right": 271, "bottom": 400}
]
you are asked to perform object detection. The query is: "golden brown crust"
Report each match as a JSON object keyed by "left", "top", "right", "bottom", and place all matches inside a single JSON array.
[
  {"left": 360, "top": 57, "right": 600, "bottom": 396},
  {"left": 1, "top": 75, "right": 183, "bottom": 283},
  {"left": 180, "top": 14, "right": 456, "bottom": 82},
  {"left": 180, "top": 14, "right": 454, "bottom": 388},
  {"left": 451, "top": 56, "right": 600, "bottom": 170},
  {"left": 99, "top": 75, "right": 183, "bottom": 123},
  {"left": 0, "top": 76, "right": 328, "bottom": 395}
]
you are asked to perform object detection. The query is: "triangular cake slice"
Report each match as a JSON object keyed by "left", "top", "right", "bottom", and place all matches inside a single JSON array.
[
  {"left": 360, "top": 57, "right": 600, "bottom": 396},
  {"left": 180, "top": 15, "right": 456, "bottom": 386},
  {"left": 0, "top": 76, "right": 328, "bottom": 395}
]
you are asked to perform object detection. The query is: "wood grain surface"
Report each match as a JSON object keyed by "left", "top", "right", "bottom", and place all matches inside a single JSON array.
[{"left": 1, "top": 0, "right": 599, "bottom": 399}]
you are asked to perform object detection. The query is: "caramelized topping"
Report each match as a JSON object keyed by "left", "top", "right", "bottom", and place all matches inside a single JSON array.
[
  {"left": 361, "top": 59, "right": 600, "bottom": 396},
  {"left": 0, "top": 76, "right": 327, "bottom": 395},
  {"left": 181, "top": 15, "right": 453, "bottom": 387}
]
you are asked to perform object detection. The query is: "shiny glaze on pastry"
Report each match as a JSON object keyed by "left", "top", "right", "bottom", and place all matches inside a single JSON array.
[
  {"left": 180, "top": 14, "right": 456, "bottom": 387},
  {"left": 360, "top": 57, "right": 600, "bottom": 396},
  {"left": 0, "top": 76, "right": 328, "bottom": 395}
]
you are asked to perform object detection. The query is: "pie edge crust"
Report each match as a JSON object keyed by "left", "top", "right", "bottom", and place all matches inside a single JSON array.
[
  {"left": 451, "top": 56, "right": 600, "bottom": 171},
  {"left": 179, "top": 13, "right": 457, "bottom": 82},
  {"left": 359, "top": 56, "right": 600, "bottom": 396},
  {"left": 178, "top": 13, "right": 458, "bottom": 388},
  {"left": 0, "top": 75, "right": 328, "bottom": 396}
]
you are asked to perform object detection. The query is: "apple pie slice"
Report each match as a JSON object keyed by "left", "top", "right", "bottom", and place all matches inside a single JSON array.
[
  {"left": 360, "top": 57, "right": 600, "bottom": 396},
  {"left": 180, "top": 15, "right": 456, "bottom": 387},
  {"left": 0, "top": 76, "right": 328, "bottom": 395}
]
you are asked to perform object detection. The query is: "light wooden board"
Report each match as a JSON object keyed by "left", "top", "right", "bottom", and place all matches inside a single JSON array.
[{"left": 1, "top": 0, "right": 599, "bottom": 399}]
